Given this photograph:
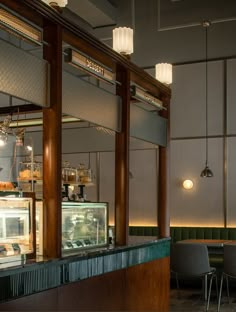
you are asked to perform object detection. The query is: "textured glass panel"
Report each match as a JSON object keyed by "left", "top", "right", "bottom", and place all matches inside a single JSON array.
[{"left": 0, "top": 40, "right": 48, "bottom": 107}]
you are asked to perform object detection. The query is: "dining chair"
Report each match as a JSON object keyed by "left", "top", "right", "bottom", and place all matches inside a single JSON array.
[
  {"left": 170, "top": 242, "right": 218, "bottom": 312},
  {"left": 217, "top": 243, "right": 236, "bottom": 311}
]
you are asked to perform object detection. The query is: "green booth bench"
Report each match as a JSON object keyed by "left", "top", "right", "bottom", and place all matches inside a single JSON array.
[{"left": 129, "top": 226, "right": 236, "bottom": 268}]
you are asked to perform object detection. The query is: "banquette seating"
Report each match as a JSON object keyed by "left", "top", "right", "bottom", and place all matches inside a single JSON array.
[
  {"left": 129, "top": 226, "right": 236, "bottom": 242},
  {"left": 129, "top": 226, "right": 236, "bottom": 268}
]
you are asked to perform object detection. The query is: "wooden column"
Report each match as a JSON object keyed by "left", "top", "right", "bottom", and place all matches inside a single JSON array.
[
  {"left": 158, "top": 95, "right": 170, "bottom": 238},
  {"left": 115, "top": 64, "right": 130, "bottom": 246},
  {"left": 43, "top": 21, "right": 62, "bottom": 258}
]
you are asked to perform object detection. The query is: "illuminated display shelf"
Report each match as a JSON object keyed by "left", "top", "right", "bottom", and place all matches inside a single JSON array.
[{"left": 61, "top": 202, "right": 108, "bottom": 255}]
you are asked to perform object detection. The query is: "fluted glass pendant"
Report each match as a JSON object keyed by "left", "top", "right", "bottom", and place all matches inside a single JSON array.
[{"left": 200, "top": 165, "right": 214, "bottom": 178}]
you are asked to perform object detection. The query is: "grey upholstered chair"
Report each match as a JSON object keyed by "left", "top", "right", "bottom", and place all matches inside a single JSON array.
[
  {"left": 171, "top": 242, "right": 218, "bottom": 312},
  {"left": 217, "top": 244, "right": 236, "bottom": 311}
]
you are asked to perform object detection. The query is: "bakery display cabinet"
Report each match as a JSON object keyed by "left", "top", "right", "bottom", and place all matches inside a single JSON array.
[
  {"left": 0, "top": 192, "right": 36, "bottom": 260},
  {"left": 62, "top": 202, "right": 108, "bottom": 255}
]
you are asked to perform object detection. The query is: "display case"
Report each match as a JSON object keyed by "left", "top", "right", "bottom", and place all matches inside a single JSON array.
[
  {"left": 0, "top": 192, "right": 36, "bottom": 260},
  {"left": 62, "top": 202, "right": 108, "bottom": 255}
]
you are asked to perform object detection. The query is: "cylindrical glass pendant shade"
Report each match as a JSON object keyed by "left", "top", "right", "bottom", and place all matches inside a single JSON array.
[
  {"left": 42, "top": 0, "right": 68, "bottom": 7},
  {"left": 113, "top": 27, "right": 133, "bottom": 55},
  {"left": 155, "top": 63, "right": 173, "bottom": 85}
]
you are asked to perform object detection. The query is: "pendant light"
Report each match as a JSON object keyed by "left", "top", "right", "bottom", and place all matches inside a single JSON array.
[{"left": 200, "top": 21, "right": 213, "bottom": 178}]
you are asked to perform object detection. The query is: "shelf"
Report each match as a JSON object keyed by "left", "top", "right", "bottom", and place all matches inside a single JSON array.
[
  {"left": 62, "top": 182, "right": 95, "bottom": 187},
  {"left": 17, "top": 178, "right": 43, "bottom": 183}
]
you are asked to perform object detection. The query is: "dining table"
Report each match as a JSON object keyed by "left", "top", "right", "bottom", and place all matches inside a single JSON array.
[{"left": 178, "top": 239, "right": 236, "bottom": 257}]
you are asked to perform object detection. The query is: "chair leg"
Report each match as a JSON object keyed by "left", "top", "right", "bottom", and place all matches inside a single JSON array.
[
  {"left": 226, "top": 275, "right": 230, "bottom": 303},
  {"left": 175, "top": 273, "right": 179, "bottom": 290},
  {"left": 217, "top": 273, "right": 224, "bottom": 312},
  {"left": 215, "top": 274, "right": 218, "bottom": 299},
  {"left": 204, "top": 274, "right": 208, "bottom": 301},
  {"left": 206, "top": 274, "right": 213, "bottom": 312}
]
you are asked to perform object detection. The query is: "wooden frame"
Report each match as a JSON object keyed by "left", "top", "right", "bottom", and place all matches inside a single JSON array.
[{"left": 0, "top": 0, "right": 171, "bottom": 254}]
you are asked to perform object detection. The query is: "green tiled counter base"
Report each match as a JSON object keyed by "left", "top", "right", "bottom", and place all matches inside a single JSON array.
[{"left": 0, "top": 238, "right": 170, "bottom": 303}]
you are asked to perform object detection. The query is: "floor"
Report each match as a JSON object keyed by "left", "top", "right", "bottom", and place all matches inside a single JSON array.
[{"left": 170, "top": 285, "right": 236, "bottom": 312}]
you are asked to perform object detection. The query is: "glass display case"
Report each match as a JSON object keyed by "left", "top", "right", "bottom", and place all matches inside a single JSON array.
[
  {"left": 62, "top": 202, "right": 108, "bottom": 254},
  {"left": 0, "top": 192, "right": 36, "bottom": 260}
]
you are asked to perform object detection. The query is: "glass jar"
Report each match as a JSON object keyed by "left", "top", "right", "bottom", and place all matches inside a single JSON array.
[
  {"left": 77, "top": 164, "right": 93, "bottom": 184},
  {"left": 18, "top": 160, "right": 42, "bottom": 180},
  {"left": 62, "top": 161, "right": 77, "bottom": 183}
]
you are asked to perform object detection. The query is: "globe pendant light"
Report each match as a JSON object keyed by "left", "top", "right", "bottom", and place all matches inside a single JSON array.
[{"left": 200, "top": 21, "right": 213, "bottom": 178}]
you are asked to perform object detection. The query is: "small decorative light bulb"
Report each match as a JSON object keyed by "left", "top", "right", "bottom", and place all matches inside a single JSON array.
[{"left": 183, "top": 179, "right": 193, "bottom": 190}]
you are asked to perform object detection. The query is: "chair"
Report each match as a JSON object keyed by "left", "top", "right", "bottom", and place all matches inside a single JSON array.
[
  {"left": 170, "top": 243, "right": 218, "bottom": 312},
  {"left": 217, "top": 244, "right": 236, "bottom": 311}
]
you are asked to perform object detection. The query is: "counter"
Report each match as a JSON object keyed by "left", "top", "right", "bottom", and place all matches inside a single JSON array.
[{"left": 0, "top": 237, "right": 170, "bottom": 304}]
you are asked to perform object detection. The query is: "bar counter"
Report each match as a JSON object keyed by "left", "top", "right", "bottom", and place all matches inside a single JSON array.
[{"left": 0, "top": 237, "right": 170, "bottom": 310}]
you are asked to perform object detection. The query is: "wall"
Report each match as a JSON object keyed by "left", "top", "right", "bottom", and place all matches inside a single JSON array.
[{"left": 169, "top": 59, "right": 236, "bottom": 227}]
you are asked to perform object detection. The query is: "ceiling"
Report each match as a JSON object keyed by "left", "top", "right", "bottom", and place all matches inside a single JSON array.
[
  {"left": 1, "top": 0, "right": 236, "bottom": 119},
  {"left": 62, "top": 0, "right": 236, "bottom": 68}
]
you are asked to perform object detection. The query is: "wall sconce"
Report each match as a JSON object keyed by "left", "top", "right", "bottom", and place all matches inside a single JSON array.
[
  {"left": 155, "top": 63, "right": 173, "bottom": 85},
  {"left": 113, "top": 27, "right": 134, "bottom": 56},
  {"left": 0, "top": 8, "right": 42, "bottom": 45},
  {"left": 41, "top": 0, "right": 68, "bottom": 7},
  {"left": 183, "top": 179, "right": 193, "bottom": 190}
]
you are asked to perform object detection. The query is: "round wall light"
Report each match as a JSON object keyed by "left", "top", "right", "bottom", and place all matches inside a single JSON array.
[{"left": 183, "top": 179, "right": 193, "bottom": 190}]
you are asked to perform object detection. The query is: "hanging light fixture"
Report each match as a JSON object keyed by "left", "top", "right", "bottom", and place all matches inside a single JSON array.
[
  {"left": 155, "top": 63, "right": 172, "bottom": 85},
  {"left": 200, "top": 21, "right": 213, "bottom": 178},
  {"left": 41, "top": 0, "right": 68, "bottom": 8},
  {"left": 0, "top": 115, "right": 11, "bottom": 147},
  {"left": 14, "top": 128, "right": 25, "bottom": 146},
  {"left": 112, "top": 27, "right": 134, "bottom": 56}
]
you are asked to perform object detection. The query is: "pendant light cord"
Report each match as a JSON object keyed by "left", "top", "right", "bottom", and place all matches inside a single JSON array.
[{"left": 203, "top": 21, "right": 210, "bottom": 166}]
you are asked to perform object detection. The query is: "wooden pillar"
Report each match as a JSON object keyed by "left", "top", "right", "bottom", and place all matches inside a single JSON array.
[
  {"left": 115, "top": 64, "right": 130, "bottom": 246},
  {"left": 158, "top": 95, "right": 170, "bottom": 238},
  {"left": 43, "top": 21, "right": 62, "bottom": 258}
]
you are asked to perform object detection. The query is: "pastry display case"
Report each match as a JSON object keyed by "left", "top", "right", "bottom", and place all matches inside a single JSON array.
[
  {"left": 62, "top": 202, "right": 108, "bottom": 255},
  {"left": 0, "top": 192, "right": 36, "bottom": 260}
]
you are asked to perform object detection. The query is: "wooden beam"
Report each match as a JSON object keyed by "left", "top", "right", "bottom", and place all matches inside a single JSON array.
[
  {"left": 158, "top": 95, "right": 170, "bottom": 238},
  {"left": 42, "top": 21, "right": 62, "bottom": 258},
  {"left": 115, "top": 64, "right": 130, "bottom": 246}
]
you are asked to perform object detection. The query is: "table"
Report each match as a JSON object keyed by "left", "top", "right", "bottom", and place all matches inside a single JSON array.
[{"left": 179, "top": 239, "right": 235, "bottom": 248}]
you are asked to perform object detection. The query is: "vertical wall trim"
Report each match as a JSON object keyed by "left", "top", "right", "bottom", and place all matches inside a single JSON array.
[
  {"left": 158, "top": 94, "right": 170, "bottom": 238},
  {"left": 223, "top": 60, "right": 228, "bottom": 227},
  {"left": 96, "top": 152, "right": 100, "bottom": 202}
]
